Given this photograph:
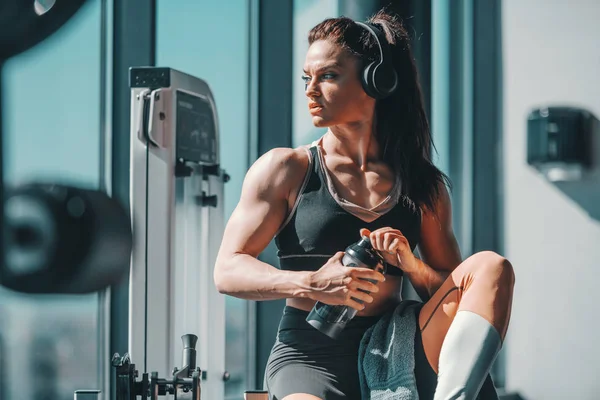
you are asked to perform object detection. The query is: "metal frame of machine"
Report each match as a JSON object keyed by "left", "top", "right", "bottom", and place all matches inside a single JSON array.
[{"left": 118, "top": 67, "right": 228, "bottom": 400}]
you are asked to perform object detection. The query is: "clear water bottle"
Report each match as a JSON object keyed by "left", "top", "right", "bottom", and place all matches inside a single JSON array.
[{"left": 306, "top": 236, "right": 385, "bottom": 339}]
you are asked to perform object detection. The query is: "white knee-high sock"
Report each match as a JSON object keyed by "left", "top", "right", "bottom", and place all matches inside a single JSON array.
[{"left": 433, "top": 311, "right": 502, "bottom": 400}]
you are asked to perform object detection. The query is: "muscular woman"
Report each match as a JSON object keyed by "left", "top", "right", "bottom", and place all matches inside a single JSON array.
[{"left": 214, "top": 10, "right": 514, "bottom": 400}]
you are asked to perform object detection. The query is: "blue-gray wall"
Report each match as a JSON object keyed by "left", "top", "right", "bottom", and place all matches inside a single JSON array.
[{"left": 502, "top": 1, "right": 600, "bottom": 398}]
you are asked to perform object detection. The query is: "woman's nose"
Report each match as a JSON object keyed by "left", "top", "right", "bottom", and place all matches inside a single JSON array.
[{"left": 305, "top": 78, "right": 320, "bottom": 97}]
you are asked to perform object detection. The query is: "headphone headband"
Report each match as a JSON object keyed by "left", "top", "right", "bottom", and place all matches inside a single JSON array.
[
  {"left": 354, "top": 21, "right": 387, "bottom": 64},
  {"left": 354, "top": 21, "right": 398, "bottom": 99}
]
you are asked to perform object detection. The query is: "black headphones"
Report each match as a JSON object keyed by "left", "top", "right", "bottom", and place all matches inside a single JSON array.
[{"left": 355, "top": 21, "right": 398, "bottom": 100}]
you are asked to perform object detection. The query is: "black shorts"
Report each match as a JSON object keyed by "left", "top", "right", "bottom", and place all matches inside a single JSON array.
[
  {"left": 263, "top": 305, "right": 498, "bottom": 400},
  {"left": 264, "top": 306, "right": 378, "bottom": 399}
]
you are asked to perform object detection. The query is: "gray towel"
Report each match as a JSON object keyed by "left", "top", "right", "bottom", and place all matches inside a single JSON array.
[{"left": 358, "top": 301, "right": 422, "bottom": 400}]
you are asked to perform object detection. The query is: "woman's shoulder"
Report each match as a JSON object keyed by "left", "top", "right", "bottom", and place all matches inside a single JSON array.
[
  {"left": 247, "top": 146, "right": 312, "bottom": 191},
  {"left": 258, "top": 145, "right": 311, "bottom": 169}
]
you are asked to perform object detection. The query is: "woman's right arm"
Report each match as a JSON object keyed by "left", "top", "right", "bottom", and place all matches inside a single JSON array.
[
  {"left": 213, "top": 147, "right": 314, "bottom": 300},
  {"left": 213, "top": 147, "right": 385, "bottom": 306}
]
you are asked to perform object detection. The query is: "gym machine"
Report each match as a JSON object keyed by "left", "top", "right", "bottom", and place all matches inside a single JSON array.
[
  {"left": 112, "top": 334, "right": 203, "bottom": 400},
  {"left": 112, "top": 66, "right": 230, "bottom": 400}
]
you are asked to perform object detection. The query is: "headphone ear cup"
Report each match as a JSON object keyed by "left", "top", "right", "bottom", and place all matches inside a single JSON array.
[
  {"left": 361, "top": 61, "right": 381, "bottom": 99},
  {"left": 372, "top": 63, "right": 398, "bottom": 99}
]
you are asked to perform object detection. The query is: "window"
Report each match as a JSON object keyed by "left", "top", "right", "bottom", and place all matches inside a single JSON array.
[
  {"left": 431, "top": 0, "right": 506, "bottom": 388},
  {"left": 155, "top": 2, "right": 252, "bottom": 398},
  {"left": 292, "top": 0, "right": 341, "bottom": 147},
  {"left": 0, "top": 1, "right": 105, "bottom": 399}
]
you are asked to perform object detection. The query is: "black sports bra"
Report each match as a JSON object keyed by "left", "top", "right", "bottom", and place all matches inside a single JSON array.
[{"left": 274, "top": 144, "right": 422, "bottom": 277}]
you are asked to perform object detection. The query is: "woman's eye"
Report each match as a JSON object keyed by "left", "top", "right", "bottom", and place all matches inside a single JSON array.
[{"left": 302, "top": 73, "right": 336, "bottom": 82}]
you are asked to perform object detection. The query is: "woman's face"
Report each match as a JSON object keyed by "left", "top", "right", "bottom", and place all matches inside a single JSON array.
[{"left": 303, "top": 40, "right": 375, "bottom": 127}]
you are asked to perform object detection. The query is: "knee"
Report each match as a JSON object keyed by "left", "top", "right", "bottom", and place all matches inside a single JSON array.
[{"left": 469, "top": 251, "right": 515, "bottom": 288}]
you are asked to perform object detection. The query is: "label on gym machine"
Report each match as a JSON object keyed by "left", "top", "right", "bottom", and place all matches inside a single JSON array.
[{"left": 176, "top": 90, "right": 218, "bottom": 165}]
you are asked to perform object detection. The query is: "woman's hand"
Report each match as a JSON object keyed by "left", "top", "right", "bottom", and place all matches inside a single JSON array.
[
  {"left": 307, "top": 252, "right": 386, "bottom": 311},
  {"left": 360, "top": 227, "right": 417, "bottom": 272}
]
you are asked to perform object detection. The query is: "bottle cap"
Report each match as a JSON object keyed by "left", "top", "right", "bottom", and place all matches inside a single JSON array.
[{"left": 345, "top": 236, "right": 382, "bottom": 268}]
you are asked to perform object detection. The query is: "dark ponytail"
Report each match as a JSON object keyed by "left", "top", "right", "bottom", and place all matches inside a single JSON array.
[{"left": 309, "top": 10, "right": 450, "bottom": 212}]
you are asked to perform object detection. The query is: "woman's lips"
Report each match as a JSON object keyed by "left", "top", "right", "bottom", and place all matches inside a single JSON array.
[{"left": 309, "top": 103, "right": 323, "bottom": 114}]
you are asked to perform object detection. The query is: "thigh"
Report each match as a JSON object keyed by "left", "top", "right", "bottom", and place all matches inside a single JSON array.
[
  {"left": 268, "top": 364, "right": 344, "bottom": 400},
  {"left": 418, "top": 251, "right": 514, "bottom": 373},
  {"left": 266, "top": 336, "right": 363, "bottom": 400},
  {"left": 265, "top": 307, "right": 367, "bottom": 400},
  {"left": 282, "top": 395, "right": 323, "bottom": 400},
  {"left": 416, "top": 255, "right": 476, "bottom": 373}
]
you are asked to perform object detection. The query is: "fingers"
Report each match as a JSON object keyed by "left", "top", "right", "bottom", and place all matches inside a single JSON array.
[
  {"left": 344, "top": 265, "right": 382, "bottom": 310},
  {"left": 383, "top": 234, "right": 393, "bottom": 251},
  {"left": 373, "top": 231, "right": 383, "bottom": 251},
  {"left": 348, "top": 267, "right": 386, "bottom": 283},
  {"left": 348, "top": 277, "right": 380, "bottom": 294},
  {"left": 362, "top": 227, "right": 406, "bottom": 254},
  {"left": 386, "top": 237, "right": 400, "bottom": 253},
  {"left": 325, "top": 251, "right": 345, "bottom": 267},
  {"left": 347, "top": 297, "right": 368, "bottom": 312},
  {"left": 348, "top": 288, "right": 373, "bottom": 305}
]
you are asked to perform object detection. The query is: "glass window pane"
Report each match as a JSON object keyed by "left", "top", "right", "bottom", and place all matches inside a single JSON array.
[
  {"left": 0, "top": 1, "right": 103, "bottom": 399},
  {"left": 292, "top": 0, "right": 340, "bottom": 147},
  {"left": 431, "top": 0, "right": 451, "bottom": 177},
  {"left": 155, "top": 2, "right": 251, "bottom": 399}
]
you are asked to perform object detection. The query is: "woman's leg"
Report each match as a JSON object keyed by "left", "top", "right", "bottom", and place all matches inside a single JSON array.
[
  {"left": 418, "top": 251, "right": 515, "bottom": 398},
  {"left": 282, "top": 395, "right": 323, "bottom": 400}
]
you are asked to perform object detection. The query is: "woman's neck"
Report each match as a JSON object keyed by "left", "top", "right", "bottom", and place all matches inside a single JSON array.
[{"left": 323, "top": 123, "right": 381, "bottom": 171}]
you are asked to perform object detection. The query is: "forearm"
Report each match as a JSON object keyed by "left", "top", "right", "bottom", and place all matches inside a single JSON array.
[
  {"left": 214, "top": 253, "right": 313, "bottom": 301},
  {"left": 403, "top": 257, "right": 450, "bottom": 301}
]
